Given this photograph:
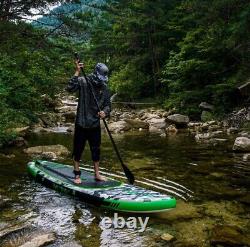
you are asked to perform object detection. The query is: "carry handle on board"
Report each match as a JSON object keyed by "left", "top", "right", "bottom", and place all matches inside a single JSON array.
[{"left": 74, "top": 52, "right": 135, "bottom": 185}]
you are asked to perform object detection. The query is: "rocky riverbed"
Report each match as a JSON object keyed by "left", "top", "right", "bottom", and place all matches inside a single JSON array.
[{"left": 6, "top": 94, "right": 250, "bottom": 160}]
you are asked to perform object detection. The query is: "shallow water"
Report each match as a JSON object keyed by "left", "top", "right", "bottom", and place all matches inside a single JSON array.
[{"left": 0, "top": 131, "right": 250, "bottom": 246}]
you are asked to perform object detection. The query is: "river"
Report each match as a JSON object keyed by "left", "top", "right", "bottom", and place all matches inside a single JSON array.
[{"left": 0, "top": 130, "right": 250, "bottom": 246}]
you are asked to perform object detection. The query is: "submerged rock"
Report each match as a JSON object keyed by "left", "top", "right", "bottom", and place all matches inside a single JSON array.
[
  {"left": 160, "top": 233, "right": 175, "bottom": 242},
  {"left": 0, "top": 153, "right": 15, "bottom": 159},
  {"left": 158, "top": 201, "right": 200, "bottom": 221},
  {"left": 233, "top": 137, "right": 250, "bottom": 152},
  {"left": 210, "top": 225, "right": 250, "bottom": 246},
  {"left": 0, "top": 223, "right": 28, "bottom": 239},
  {"left": 0, "top": 227, "right": 56, "bottom": 247},
  {"left": 174, "top": 218, "right": 214, "bottom": 247},
  {"left": 23, "top": 144, "right": 69, "bottom": 157},
  {"left": 20, "top": 232, "right": 56, "bottom": 247}
]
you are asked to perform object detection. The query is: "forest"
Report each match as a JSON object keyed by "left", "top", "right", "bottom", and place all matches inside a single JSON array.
[{"left": 0, "top": 0, "right": 250, "bottom": 145}]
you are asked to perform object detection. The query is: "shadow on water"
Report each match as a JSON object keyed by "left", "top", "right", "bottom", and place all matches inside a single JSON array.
[{"left": 0, "top": 131, "right": 250, "bottom": 246}]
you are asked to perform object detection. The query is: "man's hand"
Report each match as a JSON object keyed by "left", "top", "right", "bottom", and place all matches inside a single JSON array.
[
  {"left": 74, "top": 60, "right": 84, "bottom": 76},
  {"left": 98, "top": 111, "right": 106, "bottom": 119}
]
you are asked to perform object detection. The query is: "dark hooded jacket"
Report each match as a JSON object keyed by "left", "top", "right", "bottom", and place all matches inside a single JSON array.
[{"left": 66, "top": 74, "right": 111, "bottom": 128}]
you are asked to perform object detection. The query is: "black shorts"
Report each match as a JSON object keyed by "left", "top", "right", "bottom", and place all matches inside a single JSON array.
[{"left": 72, "top": 125, "right": 101, "bottom": 162}]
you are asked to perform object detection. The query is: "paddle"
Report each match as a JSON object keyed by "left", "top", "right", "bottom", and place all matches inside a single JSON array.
[{"left": 74, "top": 52, "right": 135, "bottom": 185}]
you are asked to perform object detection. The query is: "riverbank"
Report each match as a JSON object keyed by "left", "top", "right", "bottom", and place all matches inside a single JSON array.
[{"left": 2, "top": 93, "right": 250, "bottom": 161}]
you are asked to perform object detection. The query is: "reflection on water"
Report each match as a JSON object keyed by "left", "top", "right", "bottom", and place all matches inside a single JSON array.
[{"left": 0, "top": 131, "right": 250, "bottom": 246}]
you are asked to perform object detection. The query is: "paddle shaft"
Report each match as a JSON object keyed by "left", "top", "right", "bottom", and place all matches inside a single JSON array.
[{"left": 74, "top": 53, "right": 134, "bottom": 184}]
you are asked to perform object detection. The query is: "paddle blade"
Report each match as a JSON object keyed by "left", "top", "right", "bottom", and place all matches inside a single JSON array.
[{"left": 123, "top": 164, "right": 135, "bottom": 184}]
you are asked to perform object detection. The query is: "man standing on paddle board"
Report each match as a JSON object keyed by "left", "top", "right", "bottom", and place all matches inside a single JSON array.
[{"left": 67, "top": 61, "right": 111, "bottom": 184}]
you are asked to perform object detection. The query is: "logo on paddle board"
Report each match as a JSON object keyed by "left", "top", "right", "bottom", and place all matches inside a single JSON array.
[{"left": 101, "top": 213, "right": 149, "bottom": 232}]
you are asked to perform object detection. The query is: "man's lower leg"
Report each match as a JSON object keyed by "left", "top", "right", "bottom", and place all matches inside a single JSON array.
[
  {"left": 94, "top": 161, "right": 106, "bottom": 181},
  {"left": 73, "top": 159, "right": 81, "bottom": 184}
]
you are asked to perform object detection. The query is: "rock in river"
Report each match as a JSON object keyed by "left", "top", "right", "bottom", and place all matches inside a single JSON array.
[
  {"left": 124, "top": 119, "right": 149, "bottom": 129},
  {"left": 8, "top": 137, "right": 27, "bottom": 147},
  {"left": 108, "top": 120, "right": 131, "bottom": 133},
  {"left": 147, "top": 118, "right": 167, "bottom": 129},
  {"left": 233, "top": 137, "right": 250, "bottom": 152},
  {"left": 20, "top": 232, "right": 56, "bottom": 247},
  {"left": 167, "top": 114, "right": 189, "bottom": 127},
  {"left": 161, "top": 233, "right": 175, "bottom": 242},
  {"left": 23, "top": 144, "right": 69, "bottom": 157}
]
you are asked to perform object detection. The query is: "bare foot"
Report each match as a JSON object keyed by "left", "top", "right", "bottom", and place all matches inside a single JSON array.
[
  {"left": 74, "top": 176, "right": 82, "bottom": 184},
  {"left": 95, "top": 175, "right": 106, "bottom": 182}
]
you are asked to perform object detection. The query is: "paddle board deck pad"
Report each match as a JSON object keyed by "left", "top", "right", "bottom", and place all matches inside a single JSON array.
[{"left": 27, "top": 160, "right": 176, "bottom": 213}]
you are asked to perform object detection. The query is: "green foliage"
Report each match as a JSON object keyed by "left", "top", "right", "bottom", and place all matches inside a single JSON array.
[
  {"left": 0, "top": 21, "right": 72, "bottom": 144},
  {"left": 161, "top": 0, "right": 250, "bottom": 116},
  {"left": 109, "top": 64, "right": 150, "bottom": 99}
]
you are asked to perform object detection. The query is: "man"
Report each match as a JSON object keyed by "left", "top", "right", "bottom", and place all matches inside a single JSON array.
[{"left": 67, "top": 60, "right": 111, "bottom": 184}]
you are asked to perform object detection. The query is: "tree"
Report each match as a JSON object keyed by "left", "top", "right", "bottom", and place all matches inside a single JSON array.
[
  {"left": 0, "top": 0, "right": 61, "bottom": 21},
  {"left": 161, "top": 0, "right": 250, "bottom": 116}
]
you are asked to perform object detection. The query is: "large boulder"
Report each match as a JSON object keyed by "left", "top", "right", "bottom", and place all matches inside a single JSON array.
[
  {"left": 167, "top": 114, "right": 189, "bottom": 127},
  {"left": 108, "top": 121, "right": 131, "bottom": 133},
  {"left": 147, "top": 118, "right": 167, "bottom": 129},
  {"left": 124, "top": 119, "right": 149, "bottom": 129},
  {"left": 23, "top": 145, "right": 70, "bottom": 157},
  {"left": 233, "top": 137, "right": 250, "bottom": 152}
]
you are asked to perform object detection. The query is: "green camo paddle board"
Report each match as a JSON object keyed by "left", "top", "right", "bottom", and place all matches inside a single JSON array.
[{"left": 27, "top": 160, "right": 176, "bottom": 213}]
